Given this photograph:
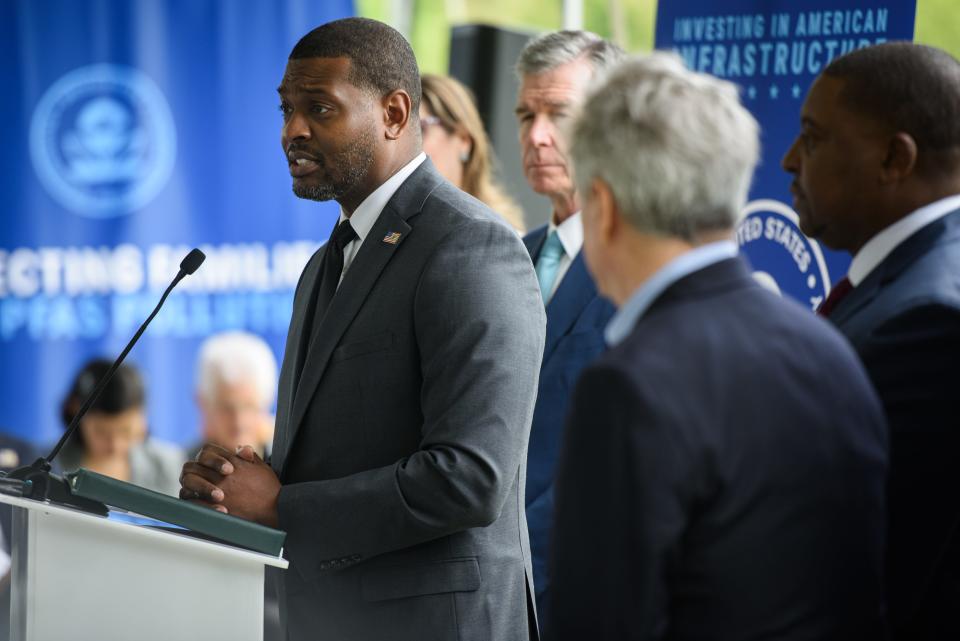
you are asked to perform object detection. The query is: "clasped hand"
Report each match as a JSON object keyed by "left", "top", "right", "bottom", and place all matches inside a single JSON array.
[{"left": 179, "top": 443, "right": 281, "bottom": 528}]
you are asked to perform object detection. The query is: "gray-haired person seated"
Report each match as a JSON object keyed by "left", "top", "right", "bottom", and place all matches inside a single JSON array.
[{"left": 191, "top": 331, "right": 278, "bottom": 458}]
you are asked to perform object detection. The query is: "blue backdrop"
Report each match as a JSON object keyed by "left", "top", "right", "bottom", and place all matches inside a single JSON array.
[
  {"left": 655, "top": 1, "right": 916, "bottom": 309},
  {"left": 0, "top": 1, "right": 353, "bottom": 448}
]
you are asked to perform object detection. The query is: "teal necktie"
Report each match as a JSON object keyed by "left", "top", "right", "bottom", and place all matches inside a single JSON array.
[{"left": 535, "top": 230, "right": 565, "bottom": 303}]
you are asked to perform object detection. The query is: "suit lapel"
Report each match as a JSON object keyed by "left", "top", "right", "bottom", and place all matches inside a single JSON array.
[
  {"left": 828, "top": 272, "right": 880, "bottom": 326},
  {"left": 278, "top": 159, "right": 443, "bottom": 478},
  {"left": 524, "top": 225, "right": 547, "bottom": 261},
  {"left": 523, "top": 224, "right": 599, "bottom": 362},
  {"left": 542, "top": 254, "right": 597, "bottom": 362},
  {"left": 830, "top": 208, "right": 960, "bottom": 326},
  {"left": 272, "top": 247, "right": 325, "bottom": 471}
]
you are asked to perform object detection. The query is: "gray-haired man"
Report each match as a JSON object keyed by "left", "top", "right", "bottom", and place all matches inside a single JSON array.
[
  {"left": 550, "top": 52, "right": 888, "bottom": 640},
  {"left": 513, "top": 30, "right": 621, "bottom": 628}
]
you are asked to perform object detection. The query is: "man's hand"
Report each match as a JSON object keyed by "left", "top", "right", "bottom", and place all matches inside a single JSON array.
[
  {"left": 180, "top": 443, "right": 281, "bottom": 528},
  {"left": 180, "top": 443, "right": 234, "bottom": 512}
]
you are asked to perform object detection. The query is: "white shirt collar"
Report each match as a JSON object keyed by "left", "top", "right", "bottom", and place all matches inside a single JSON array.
[
  {"left": 547, "top": 211, "right": 583, "bottom": 258},
  {"left": 337, "top": 152, "right": 427, "bottom": 238},
  {"left": 848, "top": 193, "right": 960, "bottom": 286}
]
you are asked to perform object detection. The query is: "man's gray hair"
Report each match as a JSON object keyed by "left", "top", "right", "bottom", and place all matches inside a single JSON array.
[
  {"left": 570, "top": 52, "right": 759, "bottom": 241},
  {"left": 196, "top": 331, "right": 278, "bottom": 407},
  {"left": 515, "top": 30, "right": 624, "bottom": 78}
]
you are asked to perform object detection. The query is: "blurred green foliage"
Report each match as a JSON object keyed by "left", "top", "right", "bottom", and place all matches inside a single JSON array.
[{"left": 356, "top": 0, "right": 959, "bottom": 73}]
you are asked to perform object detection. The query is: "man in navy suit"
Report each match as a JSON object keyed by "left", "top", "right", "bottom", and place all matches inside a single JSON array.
[
  {"left": 549, "top": 53, "right": 889, "bottom": 641},
  {"left": 783, "top": 42, "right": 960, "bottom": 640},
  {"left": 512, "top": 30, "right": 621, "bottom": 627}
]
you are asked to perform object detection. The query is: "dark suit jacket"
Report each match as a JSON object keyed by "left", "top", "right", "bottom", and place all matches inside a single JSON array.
[
  {"left": 271, "top": 160, "right": 546, "bottom": 641},
  {"left": 549, "top": 257, "right": 888, "bottom": 641},
  {"left": 826, "top": 207, "right": 960, "bottom": 640},
  {"left": 522, "top": 225, "right": 614, "bottom": 626}
]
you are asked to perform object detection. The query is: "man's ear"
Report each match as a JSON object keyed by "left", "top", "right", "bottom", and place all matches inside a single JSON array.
[
  {"left": 592, "top": 177, "right": 620, "bottom": 243},
  {"left": 880, "top": 132, "right": 918, "bottom": 184},
  {"left": 383, "top": 90, "right": 412, "bottom": 140}
]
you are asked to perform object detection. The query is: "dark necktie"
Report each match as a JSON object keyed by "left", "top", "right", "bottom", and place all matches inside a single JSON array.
[
  {"left": 817, "top": 276, "right": 853, "bottom": 317},
  {"left": 315, "top": 219, "right": 359, "bottom": 322},
  {"left": 291, "top": 219, "right": 358, "bottom": 395}
]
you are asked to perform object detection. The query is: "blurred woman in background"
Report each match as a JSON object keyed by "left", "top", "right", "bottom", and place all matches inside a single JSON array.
[
  {"left": 58, "top": 358, "right": 184, "bottom": 496},
  {"left": 420, "top": 73, "right": 525, "bottom": 232}
]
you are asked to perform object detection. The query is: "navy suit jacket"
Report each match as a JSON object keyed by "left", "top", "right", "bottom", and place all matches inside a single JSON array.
[
  {"left": 827, "top": 207, "right": 960, "bottom": 640},
  {"left": 522, "top": 224, "right": 614, "bottom": 626},
  {"left": 549, "top": 257, "right": 889, "bottom": 641}
]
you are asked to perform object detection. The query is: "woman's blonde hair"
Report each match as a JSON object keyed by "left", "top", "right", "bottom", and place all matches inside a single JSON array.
[{"left": 421, "top": 74, "right": 525, "bottom": 232}]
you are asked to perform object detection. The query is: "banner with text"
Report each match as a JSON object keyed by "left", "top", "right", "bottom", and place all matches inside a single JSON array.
[
  {"left": 0, "top": 1, "right": 352, "bottom": 447},
  {"left": 656, "top": 1, "right": 916, "bottom": 308}
]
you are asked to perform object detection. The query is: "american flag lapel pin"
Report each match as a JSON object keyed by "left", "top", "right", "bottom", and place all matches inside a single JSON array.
[{"left": 382, "top": 231, "right": 402, "bottom": 245}]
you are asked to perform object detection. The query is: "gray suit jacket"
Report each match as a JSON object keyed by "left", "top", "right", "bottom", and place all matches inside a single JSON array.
[{"left": 270, "top": 159, "right": 546, "bottom": 641}]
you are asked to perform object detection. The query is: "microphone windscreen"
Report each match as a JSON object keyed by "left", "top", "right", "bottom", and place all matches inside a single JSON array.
[{"left": 180, "top": 248, "right": 206, "bottom": 275}]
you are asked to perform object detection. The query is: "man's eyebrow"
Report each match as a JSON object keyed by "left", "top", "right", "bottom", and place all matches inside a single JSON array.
[
  {"left": 300, "top": 85, "right": 335, "bottom": 94},
  {"left": 514, "top": 100, "right": 572, "bottom": 115},
  {"left": 276, "top": 84, "right": 335, "bottom": 96}
]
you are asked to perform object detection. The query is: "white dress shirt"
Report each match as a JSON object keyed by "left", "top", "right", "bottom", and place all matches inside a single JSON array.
[
  {"left": 848, "top": 193, "right": 960, "bottom": 286},
  {"left": 543, "top": 211, "right": 583, "bottom": 303},
  {"left": 336, "top": 152, "right": 427, "bottom": 286}
]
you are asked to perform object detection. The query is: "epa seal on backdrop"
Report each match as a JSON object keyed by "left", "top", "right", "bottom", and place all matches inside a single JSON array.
[
  {"left": 737, "top": 199, "right": 831, "bottom": 311},
  {"left": 29, "top": 64, "right": 176, "bottom": 218}
]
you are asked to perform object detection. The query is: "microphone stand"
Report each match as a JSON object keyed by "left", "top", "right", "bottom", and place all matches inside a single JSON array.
[{"left": 1, "top": 249, "right": 206, "bottom": 515}]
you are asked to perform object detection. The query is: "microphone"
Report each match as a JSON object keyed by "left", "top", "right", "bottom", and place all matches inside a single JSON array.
[{"left": 4, "top": 249, "right": 206, "bottom": 512}]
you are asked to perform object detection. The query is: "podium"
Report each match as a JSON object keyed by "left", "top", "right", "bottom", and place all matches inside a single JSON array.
[{"left": 0, "top": 493, "right": 288, "bottom": 641}]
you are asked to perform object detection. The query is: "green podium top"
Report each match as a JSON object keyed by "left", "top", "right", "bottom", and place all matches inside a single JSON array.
[{"left": 69, "top": 468, "right": 285, "bottom": 557}]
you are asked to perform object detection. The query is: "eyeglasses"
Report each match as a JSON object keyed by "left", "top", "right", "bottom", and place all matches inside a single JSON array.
[{"left": 420, "top": 115, "right": 445, "bottom": 135}]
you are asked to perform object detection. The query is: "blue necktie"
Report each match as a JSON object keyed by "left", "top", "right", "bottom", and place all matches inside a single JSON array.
[{"left": 535, "top": 230, "right": 565, "bottom": 303}]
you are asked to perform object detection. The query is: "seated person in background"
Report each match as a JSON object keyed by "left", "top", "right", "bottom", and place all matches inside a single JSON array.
[
  {"left": 420, "top": 73, "right": 525, "bottom": 232},
  {"left": 58, "top": 359, "right": 184, "bottom": 496},
  {"left": 192, "top": 331, "right": 278, "bottom": 458}
]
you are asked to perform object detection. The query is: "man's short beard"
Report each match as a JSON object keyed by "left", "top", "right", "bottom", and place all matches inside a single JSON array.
[
  {"left": 291, "top": 128, "right": 377, "bottom": 202},
  {"left": 293, "top": 180, "right": 341, "bottom": 202}
]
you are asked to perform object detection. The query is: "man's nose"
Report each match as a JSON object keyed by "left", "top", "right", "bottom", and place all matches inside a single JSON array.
[
  {"left": 527, "top": 115, "right": 554, "bottom": 148},
  {"left": 282, "top": 111, "right": 311, "bottom": 145},
  {"left": 781, "top": 137, "right": 801, "bottom": 174}
]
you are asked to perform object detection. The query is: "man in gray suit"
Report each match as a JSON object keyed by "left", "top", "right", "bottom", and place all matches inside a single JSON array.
[{"left": 180, "top": 18, "right": 546, "bottom": 641}]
